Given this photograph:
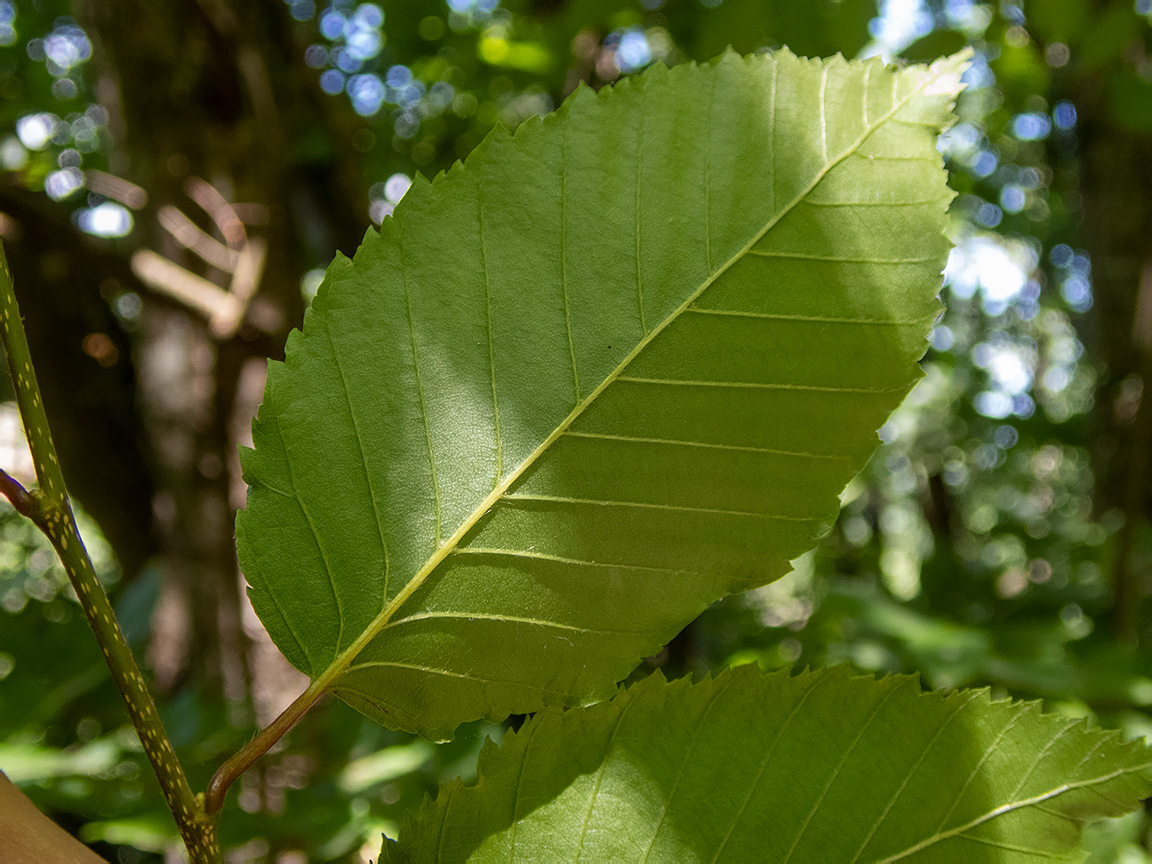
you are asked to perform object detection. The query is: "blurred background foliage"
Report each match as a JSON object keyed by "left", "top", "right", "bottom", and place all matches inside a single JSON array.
[{"left": 0, "top": 0, "right": 1150, "bottom": 860}]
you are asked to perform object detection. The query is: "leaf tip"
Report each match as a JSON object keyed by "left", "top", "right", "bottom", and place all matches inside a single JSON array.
[{"left": 924, "top": 47, "right": 974, "bottom": 98}]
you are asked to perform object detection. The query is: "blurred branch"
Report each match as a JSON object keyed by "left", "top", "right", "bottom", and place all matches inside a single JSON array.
[
  {"left": 184, "top": 176, "right": 247, "bottom": 248},
  {"left": 131, "top": 249, "right": 243, "bottom": 335},
  {"left": 158, "top": 205, "right": 239, "bottom": 271},
  {"left": 0, "top": 240, "right": 221, "bottom": 863},
  {"left": 136, "top": 179, "right": 269, "bottom": 339},
  {"left": 84, "top": 169, "right": 148, "bottom": 210}
]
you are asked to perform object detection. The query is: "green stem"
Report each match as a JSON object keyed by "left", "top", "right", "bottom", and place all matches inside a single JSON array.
[{"left": 0, "top": 242, "right": 221, "bottom": 863}]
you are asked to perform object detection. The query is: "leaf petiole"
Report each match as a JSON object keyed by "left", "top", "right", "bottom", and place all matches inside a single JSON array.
[{"left": 204, "top": 676, "right": 326, "bottom": 815}]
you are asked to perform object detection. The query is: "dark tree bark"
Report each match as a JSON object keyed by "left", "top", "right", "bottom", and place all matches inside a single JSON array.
[
  {"left": 11, "top": 0, "right": 376, "bottom": 701},
  {"left": 1075, "top": 71, "right": 1152, "bottom": 645},
  {"left": 0, "top": 183, "right": 157, "bottom": 580}
]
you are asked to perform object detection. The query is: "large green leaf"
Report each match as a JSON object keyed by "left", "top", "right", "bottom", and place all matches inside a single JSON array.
[
  {"left": 384, "top": 666, "right": 1152, "bottom": 862},
  {"left": 238, "top": 50, "right": 967, "bottom": 739}
]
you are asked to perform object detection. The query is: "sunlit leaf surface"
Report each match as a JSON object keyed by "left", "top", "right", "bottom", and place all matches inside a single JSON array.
[
  {"left": 238, "top": 50, "right": 966, "bottom": 739},
  {"left": 386, "top": 666, "right": 1152, "bottom": 862}
]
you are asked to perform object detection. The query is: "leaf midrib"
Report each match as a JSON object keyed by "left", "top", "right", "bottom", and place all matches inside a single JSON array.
[{"left": 307, "top": 58, "right": 960, "bottom": 699}]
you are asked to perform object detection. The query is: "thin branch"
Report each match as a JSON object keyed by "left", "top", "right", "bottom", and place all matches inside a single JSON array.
[
  {"left": 84, "top": 169, "right": 148, "bottom": 210},
  {"left": 0, "top": 241, "right": 222, "bottom": 863},
  {"left": 184, "top": 176, "right": 247, "bottom": 249},
  {"left": 130, "top": 248, "right": 243, "bottom": 334},
  {"left": 0, "top": 469, "right": 38, "bottom": 520},
  {"left": 228, "top": 236, "right": 266, "bottom": 306},
  {"left": 158, "top": 205, "right": 240, "bottom": 271}
]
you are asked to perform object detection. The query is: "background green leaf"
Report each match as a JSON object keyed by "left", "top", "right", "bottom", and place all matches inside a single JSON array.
[
  {"left": 387, "top": 665, "right": 1152, "bottom": 863},
  {"left": 239, "top": 50, "right": 966, "bottom": 740}
]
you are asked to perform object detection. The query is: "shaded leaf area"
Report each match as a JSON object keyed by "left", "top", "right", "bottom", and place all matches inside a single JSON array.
[
  {"left": 238, "top": 50, "right": 965, "bottom": 739},
  {"left": 386, "top": 666, "right": 1152, "bottom": 863}
]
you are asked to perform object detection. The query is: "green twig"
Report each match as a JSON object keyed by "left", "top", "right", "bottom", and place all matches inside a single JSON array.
[{"left": 0, "top": 241, "right": 221, "bottom": 862}]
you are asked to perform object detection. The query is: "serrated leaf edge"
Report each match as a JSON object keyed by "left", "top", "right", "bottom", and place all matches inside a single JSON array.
[
  {"left": 399, "top": 665, "right": 1152, "bottom": 862},
  {"left": 258, "top": 49, "right": 972, "bottom": 715}
]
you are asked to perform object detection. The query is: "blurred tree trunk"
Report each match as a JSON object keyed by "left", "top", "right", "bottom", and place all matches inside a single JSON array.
[
  {"left": 0, "top": 184, "right": 157, "bottom": 580},
  {"left": 58, "top": 0, "right": 371, "bottom": 702},
  {"left": 1076, "top": 86, "right": 1152, "bottom": 645}
]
